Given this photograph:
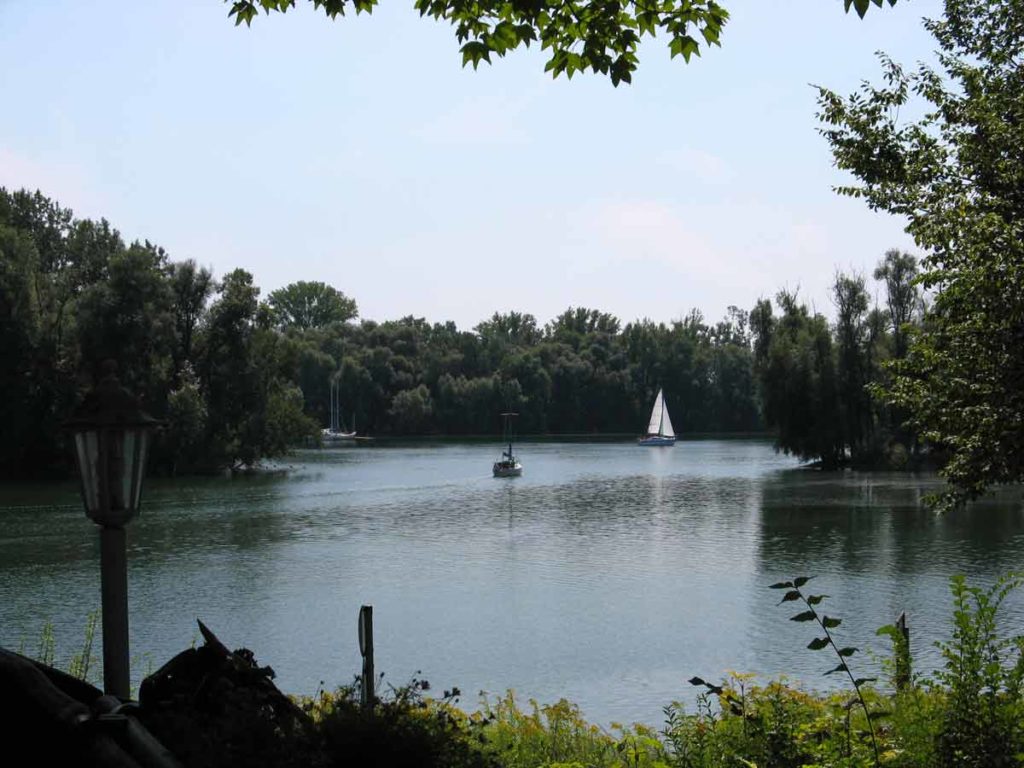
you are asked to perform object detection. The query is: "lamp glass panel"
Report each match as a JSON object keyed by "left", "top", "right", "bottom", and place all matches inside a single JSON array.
[
  {"left": 131, "top": 429, "right": 150, "bottom": 511},
  {"left": 107, "top": 429, "right": 134, "bottom": 513},
  {"left": 74, "top": 430, "right": 101, "bottom": 513}
]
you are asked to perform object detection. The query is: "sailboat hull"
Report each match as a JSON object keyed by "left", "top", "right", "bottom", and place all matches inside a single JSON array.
[
  {"left": 322, "top": 429, "right": 358, "bottom": 443},
  {"left": 638, "top": 435, "right": 676, "bottom": 446},
  {"left": 492, "top": 460, "right": 523, "bottom": 477}
]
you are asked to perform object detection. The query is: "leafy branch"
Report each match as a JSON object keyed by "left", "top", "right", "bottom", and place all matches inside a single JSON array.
[
  {"left": 225, "top": 0, "right": 898, "bottom": 85},
  {"left": 771, "top": 576, "right": 882, "bottom": 767}
]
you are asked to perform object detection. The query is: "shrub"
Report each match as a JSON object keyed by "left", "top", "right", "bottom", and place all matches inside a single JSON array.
[
  {"left": 306, "top": 678, "right": 498, "bottom": 768},
  {"left": 931, "top": 574, "right": 1024, "bottom": 768},
  {"left": 479, "top": 690, "right": 667, "bottom": 768}
]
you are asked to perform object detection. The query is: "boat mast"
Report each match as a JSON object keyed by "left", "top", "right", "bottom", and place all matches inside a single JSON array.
[
  {"left": 330, "top": 378, "right": 340, "bottom": 433},
  {"left": 501, "top": 412, "right": 518, "bottom": 460}
]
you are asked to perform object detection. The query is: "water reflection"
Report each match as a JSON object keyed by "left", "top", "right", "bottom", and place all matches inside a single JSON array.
[
  {"left": 754, "top": 469, "right": 1024, "bottom": 684},
  {"left": 758, "top": 470, "right": 1024, "bottom": 576}
]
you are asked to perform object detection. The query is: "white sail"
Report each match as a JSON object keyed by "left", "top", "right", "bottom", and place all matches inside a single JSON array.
[
  {"left": 660, "top": 394, "right": 675, "bottom": 437},
  {"left": 645, "top": 389, "right": 675, "bottom": 437},
  {"left": 646, "top": 390, "right": 662, "bottom": 435}
]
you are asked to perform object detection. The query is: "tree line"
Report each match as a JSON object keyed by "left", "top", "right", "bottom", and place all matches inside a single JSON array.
[
  {"left": 1, "top": 186, "right": 929, "bottom": 479},
  {"left": 751, "top": 251, "right": 923, "bottom": 470}
]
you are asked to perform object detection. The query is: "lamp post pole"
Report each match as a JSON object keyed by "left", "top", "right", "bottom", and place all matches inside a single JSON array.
[
  {"left": 99, "top": 524, "right": 131, "bottom": 698},
  {"left": 65, "top": 361, "right": 159, "bottom": 700}
]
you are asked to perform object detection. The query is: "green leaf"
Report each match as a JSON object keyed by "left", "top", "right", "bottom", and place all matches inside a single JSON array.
[
  {"left": 845, "top": 0, "right": 872, "bottom": 16},
  {"left": 688, "top": 676, "right": 706, "bottom": 686},
  {"left": 806, "top": 594, "right": 828, "bottom": 606},
  {"left": 825, "top": 663, "right": 848, "bottom": 675},
  {"left": 779, "top": 590, "right": 801, "bottom": 604},
  {"left": 822, "top": 616, "right": 842, "bottom": 629},
  {"left": 459, "top": 41, "right": 492, "bottom": 69},
  {"left": 679, "top": 36, "right": 699, "bottom": 63},
  {"left": 854, "top": 678, "right": 878, "bottom": 687},
  {"left": 769, "top": 581, "right": 794, "bottom": 590},
  {"left": 838, "top": 647, "right": 858, "bottom": 657},
  {"left": 790, "top": 610, "right": 817, "bottom": 622},
  {"left": 793, "top": 576, "right": 812, "bottom": 588},
  {"left": 807, "top": 637, "right": 830, "bottom": 651}
]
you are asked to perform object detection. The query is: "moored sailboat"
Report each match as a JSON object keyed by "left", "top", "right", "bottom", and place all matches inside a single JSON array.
[
  {"left": 322, "top": 378, "right": 357, "bottom": 443},
  {"left": 638, "top": 388, "right": 676, "bottom": 446},
  {"left": 492, "top": 412, "right": 523, "bottom": 477}
]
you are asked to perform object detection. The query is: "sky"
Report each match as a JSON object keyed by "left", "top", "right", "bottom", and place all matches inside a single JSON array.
[{"left": 0, "top": 0, "right": 942, "bottom": 330}]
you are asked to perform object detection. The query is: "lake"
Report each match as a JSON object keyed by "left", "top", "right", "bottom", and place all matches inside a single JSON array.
[{"left": 2, "top": 438, "right": 1023, "bottom": 727}]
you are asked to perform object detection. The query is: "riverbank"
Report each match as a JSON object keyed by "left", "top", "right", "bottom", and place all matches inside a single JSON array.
[{"left": 321, "top": 430, "right": 774, "bottom": 445}]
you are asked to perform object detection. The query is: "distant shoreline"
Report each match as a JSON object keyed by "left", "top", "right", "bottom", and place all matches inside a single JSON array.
[{"left": 320, "top": 431, "right": 776, "bottom": 444}]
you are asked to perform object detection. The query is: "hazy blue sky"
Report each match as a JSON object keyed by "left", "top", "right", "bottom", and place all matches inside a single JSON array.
[{"left": 0, "top": 0, "right": 940, "bottom": 329}]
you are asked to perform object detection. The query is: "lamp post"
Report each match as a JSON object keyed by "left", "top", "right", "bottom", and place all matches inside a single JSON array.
[{"left": 64, "top": 361, "right": 159, "bottom": 700}]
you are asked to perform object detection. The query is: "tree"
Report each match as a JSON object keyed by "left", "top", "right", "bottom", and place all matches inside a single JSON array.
[
  {"left": 546, "top": 307, "right": 620, "bottom": 350},
  {"left": 0, "top": 221, "right": 42, "bottom": 477},
  {"left": 751, "top": 291, "right": 843, "bottom": 467},
  {"left": 198, "top": 269, "right": 262, "bottom": 466},
  {"left": 389, "top": 384, "right": 434, "bottom": 433},
  {"left": 170, "top": 260, "right": 214, "bottom": 381},
  {"left": 74, "top": 242, "right": 178, "bottom": 405},
  {"left": 873, "top": 249, "right": 919, "bottom": 360},
  {"left": 165, "top": 364, "right": 208, "bottom": 475},
  {"left": 226, "top": 0, "right": 896, "bottom": 85},
  {"left": 818, "top": 0, "right": 1024, "bottom": 505},
  {"left": 708, "top": 307, "right": 759, "bottom": 432},
  {"left": 268, "top": 280, "right": 358, "bottom": 330},
  {"left": 832, "top": 271, "right": 871, "bottom": 457},
  {"left": 475, "top": 311, "right": 541, "bottom": 370}
]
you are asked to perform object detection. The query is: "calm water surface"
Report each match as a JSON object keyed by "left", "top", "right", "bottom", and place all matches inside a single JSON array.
[{"left": 2, "top": 439, "right": 1023, "bottom": 726}]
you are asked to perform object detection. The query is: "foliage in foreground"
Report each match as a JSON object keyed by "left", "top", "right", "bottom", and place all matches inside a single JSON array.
[
  {"left": 225, "top": 0, "right": 896, "bottom": 86},
  {"left": 301, "top": 678, "right": 497, "bottom": 768}
]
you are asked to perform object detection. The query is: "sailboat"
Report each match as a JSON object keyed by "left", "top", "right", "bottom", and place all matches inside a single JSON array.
[
  {"left": 322, "top": 378, "right": 357, "bottom": 443},
  {"left": 492, "top": 412, "right": 523, "bottom": 477},
  {"left": 638, "top": 388, "right": 676, "bottom": 446}
]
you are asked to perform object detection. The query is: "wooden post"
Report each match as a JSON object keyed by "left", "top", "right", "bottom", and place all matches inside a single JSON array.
[
  {"left": 895, "top": 611, "right": 911, "bottom": 691},
  {"left": 358, "top": 605, "right": 374, "bottom": 709}
]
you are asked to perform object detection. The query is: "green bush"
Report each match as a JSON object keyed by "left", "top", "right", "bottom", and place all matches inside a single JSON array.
[
  {"left": 478, "top": 690, "right": 667, "bottom": 768},
  {"left": 930, "top": 574, "right": 1024, "bottom": 768},
  {"left": 303, "top": 678, "right": 498, "bottom": 768}
]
